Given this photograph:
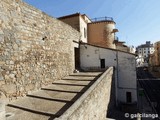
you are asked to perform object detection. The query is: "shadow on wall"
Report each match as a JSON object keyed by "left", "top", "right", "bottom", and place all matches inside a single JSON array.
[
  {"left": 106, "top": 68, "right": 116, "bottom": 119},
  {"left": 106, "top": 69, "right": 138, "bottom": 120}
]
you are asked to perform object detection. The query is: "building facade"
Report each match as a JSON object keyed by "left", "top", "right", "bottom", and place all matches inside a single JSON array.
[
  {"left": 136, "top": 41, "right": 154, "bottom": 63},
  {"left": 59, "top": 13, "right": 137, "bottom": 107},
  {"left": 149, "top": 41, "right": 160, "bottom": 67},
  {"left": 80, "top": 43, "right": 137, "bottom": 106},
  {"left": 59, "top": 14, "right": 118, "bottom": 49},
  {"left": 58, "top": 13, "right": 91, "bottom": 43},
  {"left": 88, "top": 18, "right": 118, "bottom": 49},
  {"left": 115, "top": 40, "right": 135, "bottom": 54},
  {"left": 154, "top": 41, "right": 160, "bottom": 66}
]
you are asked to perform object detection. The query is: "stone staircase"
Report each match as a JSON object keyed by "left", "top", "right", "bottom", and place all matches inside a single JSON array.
[{"left": 5, "top": 72, "right": 102, "bottom": 120}]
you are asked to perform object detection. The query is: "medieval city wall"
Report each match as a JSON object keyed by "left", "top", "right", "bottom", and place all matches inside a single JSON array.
[{"left": 0, "top": 0, "right": 79, "bottom": 100}]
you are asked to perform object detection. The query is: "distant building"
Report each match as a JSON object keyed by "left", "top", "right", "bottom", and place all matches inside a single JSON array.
[
  {"left": 136, "top": 41, "right": 154, "bottom": 63},
  {"left": 136, "top": 55, "right": 144, "bottom": 66},
  {"left": 115, "top": 39, "right": 135, "bottom": 53},
  {"left": 149, "top": 41, "right": 160, "bottom": 67},
  {"left": 154, "top": 41, "right": 160, "bottom": 66}
]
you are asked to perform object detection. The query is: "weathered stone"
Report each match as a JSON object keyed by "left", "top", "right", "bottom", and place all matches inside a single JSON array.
[
  {"left": 9, "top": 74, "right": 15, "bottom": 79},
  {"left": 9, "top": 61, "right": 14, "bottom": 65},
  {"left": 12, "top": 43, "right": 18, "bottom": 50},
  {"left": 0, "top": 0, "right": 79, "bottom": 100},
  {"left": 4, "top": 75, "right": 10, "bottom": 80},
  {"left": 0, "top": 76, "right": 3, "bottom": 81},
  {"left": 25, "top": 83, "right": 35, "bottom": 91},
  {"left": 1, "top": 84, "right": 17, "bottom": 95},
  {"left": 0, "top": 62, "right": 5, "bottom": 65}
]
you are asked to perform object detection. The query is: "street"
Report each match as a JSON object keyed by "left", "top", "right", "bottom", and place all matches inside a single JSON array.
[{"left": 137, "top": 67, "right": 160, "bottom": 118}]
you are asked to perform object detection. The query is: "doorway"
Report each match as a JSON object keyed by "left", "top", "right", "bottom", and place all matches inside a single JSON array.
[
  {"left": 100, "top": 59, "right": 105, "bottom": 68},
  {"left": 74, "top": 48, "right": 80, "bottom": 69},
  {"left": 126, "top": 92, "right": 132, "bottom": 103}
]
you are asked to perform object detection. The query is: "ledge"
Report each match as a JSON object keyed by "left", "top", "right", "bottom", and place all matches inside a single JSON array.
[{"left": 55, "top": 67, "right": 113, "bottom": 120}]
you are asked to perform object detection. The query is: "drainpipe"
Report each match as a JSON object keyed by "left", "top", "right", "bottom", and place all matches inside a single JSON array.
[{"left": 116, "top": 50, "right": 119, "bottom": 106}]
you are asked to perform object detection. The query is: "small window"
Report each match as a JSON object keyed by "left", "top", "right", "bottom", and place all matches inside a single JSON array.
[{"left": 84, "top": 28, "right": 87, "bottom": 38}]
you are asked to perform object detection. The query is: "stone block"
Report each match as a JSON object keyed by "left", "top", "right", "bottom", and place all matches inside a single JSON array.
[{"left": 0, "top": 100, "right": 6, "bottom": 120}]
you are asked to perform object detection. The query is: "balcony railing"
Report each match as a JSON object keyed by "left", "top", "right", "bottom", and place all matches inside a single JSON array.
[{"left": 91, "top": 16, "right": 113, "bottom": 22}]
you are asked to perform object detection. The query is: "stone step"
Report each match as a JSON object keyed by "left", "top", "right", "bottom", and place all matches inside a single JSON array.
[
  {"left": 54, "top": 79, "right": 91, "bottom": 85},
  {"left": 6, "top": 107, "right": 51, "bottom": 120},
  {"left": 42, "top": 83, "right": 86, "bottom": 93},
  {"left": 5, "top": 72, "right": 102, "bottom": 120},
  {"left": 7, "top": 96, "right": 69, "bottom": 115},
  {"left": 28, "top": 89, "right": 78, "bottom": 102},
  {"left": 70, "top": 72, "right": 102, "bottom": 76},
  {"left": 63, "top": 76, "right": 96, "bottom": 81}
]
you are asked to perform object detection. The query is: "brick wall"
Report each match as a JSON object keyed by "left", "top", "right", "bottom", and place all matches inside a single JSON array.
[{"left": 0, "top": 0, "right": 79, "bottom": 100}]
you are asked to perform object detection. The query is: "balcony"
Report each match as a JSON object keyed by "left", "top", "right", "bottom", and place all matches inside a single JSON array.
[{"left": 91, "top": 16, "right": 114, "bottom": 22}]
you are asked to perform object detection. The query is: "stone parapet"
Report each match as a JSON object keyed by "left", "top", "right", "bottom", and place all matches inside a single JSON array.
[{"left": 55, "top": 67, "right": 113, "bottom": 120}]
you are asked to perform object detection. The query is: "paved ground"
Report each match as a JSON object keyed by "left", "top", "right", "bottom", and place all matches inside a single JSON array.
[
  {"left": 151, "top": 71, "right": 160, "bottom": 78},
  {"left": 137, "top": 67, "right": 160, "bottom": 120},
  {"left": 107, "top": 67, "right": 159, "bottom": 120},
  {"left": 5, "top": 72, "right": 102, "bottom": 120}
]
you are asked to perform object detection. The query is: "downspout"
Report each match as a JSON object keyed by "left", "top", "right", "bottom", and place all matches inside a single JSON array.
[{"left": 116, "top": 50, "right": 119, "bottom": 106}]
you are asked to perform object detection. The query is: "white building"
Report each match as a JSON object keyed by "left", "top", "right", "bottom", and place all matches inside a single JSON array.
[
  {"left": 58, "top": 13, "right": 91, "bottom": 43},
  {"left": 136, "top": 55, "right": 144, "bottom": 67},
  {"left": 136, "top": 41, "right": 154, "bottom": 63},
  {"left": 80, "top": 43, "right": 137, "bottom": 106}
]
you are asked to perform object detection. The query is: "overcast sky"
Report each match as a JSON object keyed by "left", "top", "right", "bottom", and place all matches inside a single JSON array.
[{"left": 24, "top": 0, "right": 160, "bottom": 47}]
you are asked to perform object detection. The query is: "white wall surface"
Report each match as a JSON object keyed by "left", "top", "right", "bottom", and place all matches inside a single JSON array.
[
  {"left": 80, "top": 17, "right": 88, "bottom": 43},
  {"left": 80, "top": 44, "right": 117, "bottom": 69},
  {"left": 80, "top": 44, "right": 137, "bottom": 105}
]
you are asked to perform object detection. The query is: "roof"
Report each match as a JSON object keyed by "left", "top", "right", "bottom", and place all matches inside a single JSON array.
[
  {"left": 58, "top": 13, "right": 91, "bottom": 22},
  {"left": 88, "top": 20, "right": 115, "bottom": 25},
  {"left": 137, "top": 44, "right": 153, "bottom": 48},
  {"left": 114, "top": 40, "right": 125, "bottom": 44},
  {"left": 90, "top": 16, "right": 115, "bottom": 24},
  {"left": 58, "top": 13, "right": 115, "bottom": 24},
  {"left": 80, "top": 42, "right": 136, "bottom": 56},
  {"left": 58, "top": 13, "right": 80, "bottom": 19}
]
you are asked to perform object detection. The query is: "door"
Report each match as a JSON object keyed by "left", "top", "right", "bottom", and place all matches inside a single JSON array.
[
  {"left": 74, "top": 48, "right": 80, "bottom": 69},
  {"left": 126, "top": 92, "right": 132, "bottom": 103},
  {"left": 100, "top": 59, "right": 105, "bottom": 68}
]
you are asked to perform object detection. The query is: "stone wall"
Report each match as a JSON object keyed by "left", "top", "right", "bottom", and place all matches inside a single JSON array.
[
  {"left": 0, "top": 0, "right": 80, "bottom": 100},
  {"left": 55, "top": 67, "right": 114, "bottom": 120}
]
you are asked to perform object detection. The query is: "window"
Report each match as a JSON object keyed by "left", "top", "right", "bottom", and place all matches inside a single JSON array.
[{"left": 84, "top": 28, "right": 87, "bottom": 38}]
